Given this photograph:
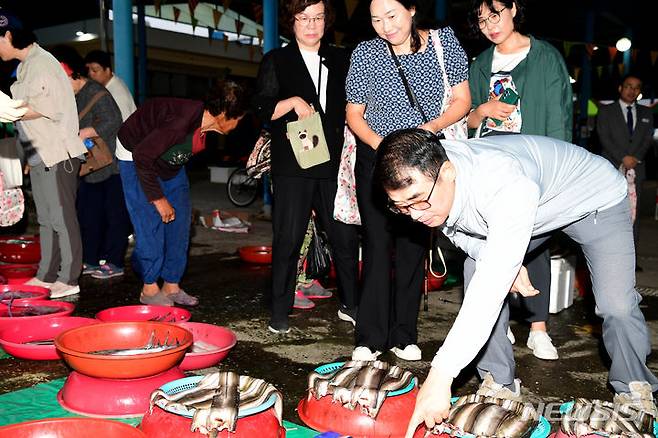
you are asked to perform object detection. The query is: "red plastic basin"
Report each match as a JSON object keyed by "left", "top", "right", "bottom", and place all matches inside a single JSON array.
[
  {"left": 177, "top": 322, "right": 237, "bottom": 371},
  {"left": 0, "top": 284, "right": 50, "bottom": 302},
  {"left": 0, "top": 316, "right": 98, "bottom": 360},
  {"left": 0, "top": 263, "right": 38, "bottom": 284},
  {"left": 0, "top": 299, "right": 75, "bottom": 331},
  {"left": 58, "top": 368, "right": 185, "bottom": 418},
  {"left": 55, "top": 321, "right": 193, "bottom": 379},
  {"left": 0, "top": 235, "right": 41, "bottom": 264},
  {"left": 238, "top": 246, "right": 272, "bottom": 264},
  {"left": 140, "top": 403, "right": 286, "bottom": 438},
  {"left": 0, "top": 418, "right": 146, "bottom": 437},
  {"left": 95, "top": 305, "right": 191, "bottom": 323},
  {"left": 297, "top": 384, "right": 418, "bottom": 437}
]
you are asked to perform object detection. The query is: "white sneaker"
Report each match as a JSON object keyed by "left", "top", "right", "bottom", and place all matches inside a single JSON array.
[
  {"left": 24, "top": 277, "right": 53, "bottom": 288},
  {"left": 507, "top": 327, "right": 516, "bottom": 344},
  {"left": 476, "top": 373, "right": 522, "bottom": 401},
  {"left": 526, "top": 330, "right": 559, "bottom": 360},
  {"left": 390, "top": 344, "right": 422, "bottom": 361},
  {"left": 49, "top": 281, "right": 80, "bottom": 298},
  {"left": 352, "top": 346, "right": 382, "bottom": 361},
  {"left": 613, "top": 381, "right": 658, "bottom": 417}
]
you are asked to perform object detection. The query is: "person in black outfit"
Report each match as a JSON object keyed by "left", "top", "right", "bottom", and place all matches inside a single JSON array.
[{"left": 252, "top": 0, "right": 360, "bottom": 334}]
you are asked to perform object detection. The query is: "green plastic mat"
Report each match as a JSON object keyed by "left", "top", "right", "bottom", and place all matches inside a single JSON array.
[{"left": 0, "top": 378, "right": 317, "bottom": 437}]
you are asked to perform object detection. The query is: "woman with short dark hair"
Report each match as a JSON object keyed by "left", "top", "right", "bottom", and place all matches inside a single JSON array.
[{"left": 252, "top": 0, "right": 360, "bottom": 334}]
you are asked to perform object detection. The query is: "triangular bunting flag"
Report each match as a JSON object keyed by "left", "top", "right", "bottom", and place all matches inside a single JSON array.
[
  {"left": 154, "top": 0, "right": 162, "bottom": 16},
  {"left": 252, "top": 3, "right": 263, "bottom": 23},
  {"left": 651, "top": 51, "right": 658, "bottom": 66},
  {"left": 223, "top": 0, "right": 231, "bottom": 11},
  {"left": 191, "top": 16, "right": 199, "bottom": 31},
  {"left": 595, "top": 66, "right": 603, "bottom": 78},
  {"left": 585, "top": 44, "right": 594, "bottom": 58},
  {"left": 207, "top": 27, "right": 214, "bottom": 44},
  {"left": 223, "top": 33, "right": 230, "bottom": 52},
  {"left": 188, "top": 0, "right": 199, "bottom": 15},
  {"left": 608, "top": 46, "right": 617, "bottom": 63},
  {"left": 563, "top": 41, "right": 572, "bottom": 58},
  {"left": 631, "top": 48, "right": 639, "bottom": 62},
  {"left": 213, "top": 9, "right": 223, "bottom": 28},
  {"left": 235, "top": 18, "right": 244, "bottom": 37},
  {"left": 256, "top": 29, "right": 264, "bottom": 43},
  {"left": 618, "top": 63, "right": 625, "bottom": 76},
  {"left": 173, "top": 6, "right": 181, "bottom": 23}
]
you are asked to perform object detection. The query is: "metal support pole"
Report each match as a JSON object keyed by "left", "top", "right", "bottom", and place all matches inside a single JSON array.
[
  {"left": 137, "top": 0, "right": 147, "bottom": 103},
  {"left": 113, "top": 0, "right": 135, "bottom": 94}
]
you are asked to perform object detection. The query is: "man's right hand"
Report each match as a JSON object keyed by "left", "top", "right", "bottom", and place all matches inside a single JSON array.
[{"left": 152, "top": 197, "right": 175, "bottom": 223}]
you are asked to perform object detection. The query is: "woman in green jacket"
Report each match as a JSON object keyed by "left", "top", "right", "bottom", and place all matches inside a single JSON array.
[{"left": 466, "top": 0, "right": 573, "bottom": 363}]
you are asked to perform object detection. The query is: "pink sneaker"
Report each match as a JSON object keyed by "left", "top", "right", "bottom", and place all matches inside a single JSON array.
[
  {"left": 299, "top": 279, "right": 332, "bottom": 299},
  {"left": 293, "top": 290, "right": 315, "bottom": 310}
]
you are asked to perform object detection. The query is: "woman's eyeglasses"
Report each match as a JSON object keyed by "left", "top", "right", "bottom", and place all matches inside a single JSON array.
[
  {"left": 388, "top": 171, "right": 439, "bottom": 214},
  {"left": 478, "top": 7, "right": 506, "bottom": 29},
  {"left": 295, "top": 14, "right": 325, "bottom": 26}
]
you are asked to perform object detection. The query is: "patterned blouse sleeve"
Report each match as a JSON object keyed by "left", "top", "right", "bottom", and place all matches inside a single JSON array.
[
  {"left": 439, "top": 26, "right": 469, "bottom": 87},
  {"left": 345, "top": 43, "right": 368, "bottom": 104}
]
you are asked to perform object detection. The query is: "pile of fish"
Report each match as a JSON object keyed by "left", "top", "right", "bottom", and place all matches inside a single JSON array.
[
  {"left": 88, "top": 330, "right": 181, "bottom": 356},
  {"left": 0, "top": 303, "right": 59, "bottom": 317},
  {"left": 150, "top": 371, "right": 283, "bottom": 436},
  {"left": 560, "top": 398, "right": 655, "bottom": 437},
  {"left": 427, "top": 394, "right": 539, "bottom": 438},
  {"left": 307, "top": 360, "right": 415, "bottom": 419},
  {"left": 0, "top": 291, "right": 39, "bottom": 300}
]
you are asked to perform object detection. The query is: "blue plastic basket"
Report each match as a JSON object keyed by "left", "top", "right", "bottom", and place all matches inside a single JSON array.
[
  {"left": 154, "top": 375, "right": 276, "bottom": 419},
  {"left": 313, "top": 362, "right": 417, "bottom": 397},
  {"left": 559, "top": 401, "right": 658, "bottom": 437},
  {"left": 443, "top": 396, "right": 550, "bottom": 438}
]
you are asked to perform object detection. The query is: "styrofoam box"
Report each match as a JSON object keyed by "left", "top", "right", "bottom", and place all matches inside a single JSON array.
[
  {"left": 209, "top": 166, "right": 237, "bottom": 184},
  {"left": 549, "top": 255, "right": 576, "bottom": 314}
]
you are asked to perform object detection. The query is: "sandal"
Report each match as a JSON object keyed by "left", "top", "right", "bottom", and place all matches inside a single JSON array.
[
  {"left": 167, "top": 289, "right": 199, "bottom": 306},
  {"left": 140, "top": 291, "right": 174, "bottom": 306}
]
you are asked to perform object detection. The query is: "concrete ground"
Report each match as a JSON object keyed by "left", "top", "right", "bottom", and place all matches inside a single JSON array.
[{"left": 1, "top": 171, "right": 657, "bottom": 429}]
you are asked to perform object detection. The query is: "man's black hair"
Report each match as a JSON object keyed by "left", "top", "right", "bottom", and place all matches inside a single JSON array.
[
  {"left": 375, "top": 128, "right": 449, "bottom": 192},
  {"left": 50, "top": 45, "right": 87, "bottom": 79},
  {"left": 84, "top": 50, "right": 113, "bottom": 71}
]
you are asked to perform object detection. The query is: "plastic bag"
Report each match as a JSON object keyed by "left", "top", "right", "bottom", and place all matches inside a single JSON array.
[{"left": 305, "top": 217, "right": 332, "bottom": 279}]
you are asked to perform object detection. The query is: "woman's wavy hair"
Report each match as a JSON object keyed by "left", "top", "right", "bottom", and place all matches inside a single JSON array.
[
  {"left": 283, "top": 0, "right": 335, "bottom": 35},
  {"left": 467, "top": 0, "right": 525, "bottom": 37}
]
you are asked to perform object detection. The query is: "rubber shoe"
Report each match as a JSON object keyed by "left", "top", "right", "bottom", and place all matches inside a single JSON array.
[
  {"left": 293, "top": 290, "right": 315, "bottom": 310},
  {"left": 476, "top": 373, "right": 522, "bottom": 401},
  {"left": 49, "top": 281, "right": 80, "bottom": 299},
  {"left": 91, "top": 263, "right": 124, "bottom": 279},
  {"left": 24, "top": 277, "right": 53, "bottom": 288},
  {"left": 351, "top": 346, "right": 382, "bottom": 361},
  {"left": 268, "top": 320, "right": 291, "bottom": 334},
  {"left": 507, "top": 327, "right": 516, "bottom": 344},
  {"left": 82, "top": 264, "right": 101, "bottom": 275},
  {"left": 299, "top": 280, "right": 332, "bottom": 299},
  {"left": 613, "top": 381, "right": 658, "bottom": 417},
  {"left": 390, "top": 344, "right": 422, "bottom": 361},
  {"left": 527, "top": 330, "right": 559, "bottom": 360},
  {"left": 167, "top": 289, "right": 199, "bottom": 306},
  {"left": 140, "top": 291, "right": 174, "bottom": 306},
  {"left": 337, "top": 306, "right": 357, "bottom": 326}
]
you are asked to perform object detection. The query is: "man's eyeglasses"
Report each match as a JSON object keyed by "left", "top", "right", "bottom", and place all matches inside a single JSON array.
[
  {"left": 478, "top": 7, "right": 506, "bottom": 29},
  {"left": 388, "top": 171, "right": 439, "bottom": 214},
  {"left": 295, "top": 14, "right": 325, "bottom": 26}
]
